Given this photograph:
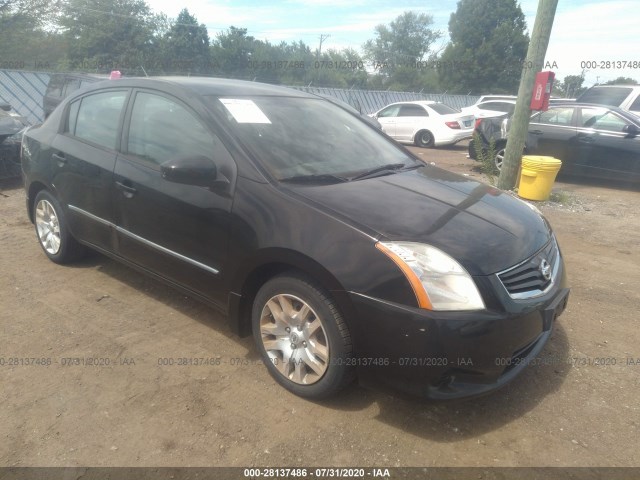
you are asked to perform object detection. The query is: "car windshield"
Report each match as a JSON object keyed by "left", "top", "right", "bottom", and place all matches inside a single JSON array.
[
  {"left": 428, "top": 103, "right": 459, "bottom": 115},
  {"left": 206, "top": 96, "right": 417, "bottom": 181}
]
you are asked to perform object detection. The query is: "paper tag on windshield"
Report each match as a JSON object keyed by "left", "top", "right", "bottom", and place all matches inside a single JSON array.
[{"left": 219, "top": 99, "right": 271, "bottom": 124}]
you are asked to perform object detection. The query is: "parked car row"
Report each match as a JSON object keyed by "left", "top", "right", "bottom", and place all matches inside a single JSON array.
[
  {"left": 22, "top": 76, "right": 569, "bottom": 400},
  {"left": 469, "top": 102, "right": 640, "bottom": 183}
]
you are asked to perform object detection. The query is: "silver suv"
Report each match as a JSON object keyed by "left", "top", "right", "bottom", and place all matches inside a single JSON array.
[{"left": 577, "top": 85, "right": 640, "bottom": 116}]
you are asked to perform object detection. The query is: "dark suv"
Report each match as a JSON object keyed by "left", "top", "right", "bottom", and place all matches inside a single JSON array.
[{"left": 22, "top": 77, "right": 569, "bottom": 400}]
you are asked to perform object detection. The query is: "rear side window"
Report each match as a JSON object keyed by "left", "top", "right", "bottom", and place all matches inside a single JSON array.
[
  {"left": 70, "top": 90, "right": 127, "bottom": 149},
  {"left": 427, "top": 103, "right": 459, "bottom": 115},
  {"left": 398, "top": 104, "right": 428, "bottom": 117},
  {"left": 533, "top": 107, "right": 574, "bottom": 126},
  {"left": 127, "top": 92, "right": 222, "bottom": 166},
  {"left": 578, "top": 87, "right": 633, "bottom": 107},
  {"left": 629, "top": 96, "right": 640, "bottom": 112}
]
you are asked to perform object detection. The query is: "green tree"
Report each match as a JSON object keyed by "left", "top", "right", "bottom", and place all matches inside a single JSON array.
[
  {"left": 162, "top": 8, "right": 210, "bottom": 74},
  {"left": 211, "top": 26, "right": 261, "bottom": 79},
  {"left": 59, "top": 0, "right": 160, "bottom": 73},
  {"left": 439, "top": 0, "right": 529, "bottom": 94},
  {"left": 363, "top": 11, "right": 441, "bottom": 89},
  {"left": 308, "top": 48, "right": 368, "bottom": 88},
  {"left": 603, "top": 76, "right": 638, "bottom": 85},
  {"left": 553, "top": 74, "right": 586, "bottom": 98},
  {"left": 0, "top": 0, "right": 66, "bottom": 69}
]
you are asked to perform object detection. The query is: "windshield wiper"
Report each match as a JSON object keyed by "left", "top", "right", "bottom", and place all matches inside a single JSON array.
[
  {"left": 279, "top": 173, "right": 349, "bottom": 184},
  {"left": 348, "top": 162, "right": 421, "bottom": 181}
]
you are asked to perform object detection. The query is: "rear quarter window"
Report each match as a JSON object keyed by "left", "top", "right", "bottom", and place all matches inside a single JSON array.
[
  {"left": 629, "top": 95, "right": 640, "bottom": 112},
  {"left": 71, "top": 90, "right": 128, "bottom": 150}
]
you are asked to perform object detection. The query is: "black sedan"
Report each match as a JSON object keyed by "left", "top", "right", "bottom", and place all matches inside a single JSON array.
[
  {"left": 470, "top": 102, "right": 640, "bottom": 183},
  {"left": 21, "top": 77, "right": 569, "bottom": 400}
]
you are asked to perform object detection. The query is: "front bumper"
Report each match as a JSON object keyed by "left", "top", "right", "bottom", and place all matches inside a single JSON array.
[{"left": 348, "top": 263, "right": 569, "bottom": 400}]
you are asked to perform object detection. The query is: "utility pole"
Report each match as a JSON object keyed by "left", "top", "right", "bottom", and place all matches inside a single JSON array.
[{"left": 497, "top": 0, "right": 558, "bottom": 190}]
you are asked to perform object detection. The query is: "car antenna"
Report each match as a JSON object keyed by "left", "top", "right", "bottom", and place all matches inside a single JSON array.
[{"left": 139, "top": 66, "right": 149, "bottom": 77}]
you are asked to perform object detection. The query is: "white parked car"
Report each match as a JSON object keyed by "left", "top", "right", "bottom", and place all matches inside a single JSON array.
[
  {"left": 370, "top": 101, "right": 474, "bottom": 148},
  {"left": 461, "top": 100, "right": 516, "bottom": 120}
]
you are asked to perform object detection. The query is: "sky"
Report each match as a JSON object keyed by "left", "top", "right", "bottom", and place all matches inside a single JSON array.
[{"left": 144, "top": 0, "right": 640, "bottom": 88}]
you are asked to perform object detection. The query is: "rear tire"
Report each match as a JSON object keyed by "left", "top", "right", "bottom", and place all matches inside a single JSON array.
[
  {"left": 252, "top": 274, "right": 355, "bottom": 399},
  {"left": 414, "top": 130, "right": 435, "bottom": 148},
  {"left": 33, "top": 190, "right": 85, "bottom": 264},
  {"left": 495, "top": 146, "right": 506, "bottom": 170}
]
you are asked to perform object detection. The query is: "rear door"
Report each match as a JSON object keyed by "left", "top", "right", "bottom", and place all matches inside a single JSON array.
[
  {"left": 395, "top": 104, "right": 429, "bottom": 141},
  {"left": 527, "top": 106, "right": 577, "bottom": 169},
  {"left": 50, "top": 88, "right": 129, "bottom": 251},
  {"left": 113, "top": 89, "right": 236, "bottom": 307},
  {"left": 375, "top": 104, "right": 400, "bottom": 138}
]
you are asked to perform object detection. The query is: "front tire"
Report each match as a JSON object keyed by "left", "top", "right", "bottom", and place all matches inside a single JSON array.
[
  {"left": 414, "top": 130, "right": 435, "bottom": 148},
  {"left": 252, "top": 274, "right": 354, "bottom": 399},
  {"left": 33, "top": 190, "right": 85, "bottom": 264}
]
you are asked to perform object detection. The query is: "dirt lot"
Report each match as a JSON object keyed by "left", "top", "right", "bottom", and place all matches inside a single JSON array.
[{"left": 1, "top": 143, "right": 639, "bottom": 470}]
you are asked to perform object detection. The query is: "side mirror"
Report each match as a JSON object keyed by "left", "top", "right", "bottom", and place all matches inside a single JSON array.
[
  {"left": 161, "top": 155, "right": 228, "bottom": 189},
  {"left": 622, "top": 124, "right": 640, "bottom": 136},
  {"left": 0, "top": 102, "right": 12, "bottom": 112}
]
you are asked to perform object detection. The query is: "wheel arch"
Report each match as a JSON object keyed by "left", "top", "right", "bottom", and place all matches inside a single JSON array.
[
  {"left": 413, "top": 128, "right": 435, "bottom": 147},
  {"left": 27, "top": 181, "right": 52, "bottom": 223},
  {"left": 227, "top": 248, "right": 357, "bottom": 340}
]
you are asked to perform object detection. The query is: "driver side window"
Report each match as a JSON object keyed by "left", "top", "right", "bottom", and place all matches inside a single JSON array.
[
  {"left": 580, "top": 108, "right": 627, "bottom": 132},
  {"left": 127, "top": 92, "right": 225, "bottom": 166}
]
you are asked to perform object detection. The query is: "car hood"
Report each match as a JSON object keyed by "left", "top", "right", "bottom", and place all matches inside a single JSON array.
[{"left": 287, "top": 165, "right": 552, "bottom": 276}]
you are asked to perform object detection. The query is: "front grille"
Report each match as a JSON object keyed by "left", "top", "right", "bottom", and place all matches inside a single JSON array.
[{"left": 498, "top": 239, "right": 559, "bottom": 298}]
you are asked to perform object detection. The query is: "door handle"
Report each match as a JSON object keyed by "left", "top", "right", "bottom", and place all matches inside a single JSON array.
[
  {"left": 115, "top": 180, "right": 137, "bottom": 198},
  {"left": 52, "top": 153, "right": 66, "bottom": 165},
  {"left": 578, "top": 136, "right": 595, "bottom": 144},
  {"left": 530, "top": 130, "right": 543, "bottom": 135}
]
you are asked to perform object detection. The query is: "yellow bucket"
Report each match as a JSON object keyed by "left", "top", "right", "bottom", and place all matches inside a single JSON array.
[{"left": 518, "top": 156, "right": 562, "bottom": 201}]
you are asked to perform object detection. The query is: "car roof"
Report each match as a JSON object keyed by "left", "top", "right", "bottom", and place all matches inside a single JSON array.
[
  {"left": 580, "top": 84, "right": 640, "bottom": 90},
  {"left": 477, "top": 95, "right": 517, "bottom": 101},
  {"left": 49, "top": 72, "right": 107, "bottom": 81},
  {"left": 381, "top": 101, "right": 439, "bottom": 108},
  {"left": 84, "top": 76, "right": 314, "bottom": 98},
  {"left": 477, "top": 99, "right": 516, "bottom": 104},
  {"left": 548, "top": 101, "right": 626, "bottom": 110}
]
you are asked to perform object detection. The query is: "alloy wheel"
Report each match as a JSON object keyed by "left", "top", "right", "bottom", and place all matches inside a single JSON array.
[
  {"left": 35, "top": 199, "right": 61, "bottom": 255},
  {"left": 259, "top": 294, "right": 329, "bottom": 385}
]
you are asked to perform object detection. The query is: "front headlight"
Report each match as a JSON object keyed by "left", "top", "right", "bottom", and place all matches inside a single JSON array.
[{"left": 376, "top": 242, "right": 485, "bottom": 311}]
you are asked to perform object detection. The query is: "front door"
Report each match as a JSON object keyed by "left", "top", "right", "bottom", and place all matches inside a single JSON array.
[
  {"left": 113, "top": 90, "right": 236, "bottom": 308},
  {"left": 574, "top": 107, "right": 640, "bottom": 181}
]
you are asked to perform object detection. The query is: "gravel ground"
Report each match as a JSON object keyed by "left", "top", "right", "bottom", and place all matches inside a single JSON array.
[{"left": 1, "top": 143, "right": 639, "bottom": 473}]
